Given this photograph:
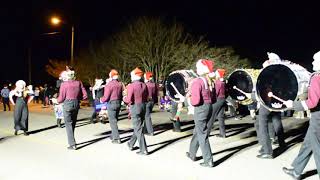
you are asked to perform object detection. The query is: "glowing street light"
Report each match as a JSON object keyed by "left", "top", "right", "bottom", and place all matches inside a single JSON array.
[
  {"left": 49, "top": 15, "right": 74, "bottom": 65},
  {"left": 50, "top": 17, "right": 61, "bottom": 25}
]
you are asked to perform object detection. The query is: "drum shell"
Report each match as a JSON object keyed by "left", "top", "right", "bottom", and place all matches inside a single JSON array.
[
  {"left": 226, "top": 69, "right": 260, "bottom": 105},
  {"left": 165, "top": 70, "right": 198, "bottom": 102},
  {"left": 256, "top": 61, "right": 311, "bottom": 112}
]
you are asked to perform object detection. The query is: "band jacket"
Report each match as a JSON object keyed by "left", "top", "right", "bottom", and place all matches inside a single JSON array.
[
  {"left": 101, "top": 80, "right": 123, "bottom": 102},
  {"left": 293, "top": 73, "right": 320, "bottom": 112},
  {"left": 191, "top": 77, "right": 213, "bottom": 106},
  {"left": 215, "top": 80, "right": 226, "bottom": 99},
  {"left": 145, "top": 81, "right": 158, "bottom": 103},
  {"left": 124, "top": 81, "right": 148, "bottom": 105},
  {"left": 57, "top": 80, "right": 87, "bottom": 103}
]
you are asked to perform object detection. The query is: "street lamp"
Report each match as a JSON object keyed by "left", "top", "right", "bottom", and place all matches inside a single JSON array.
[{"left": 50, "top": 16, "right": 75, "bottom": 65}]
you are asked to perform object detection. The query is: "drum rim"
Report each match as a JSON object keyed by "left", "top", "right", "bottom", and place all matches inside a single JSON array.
[
  {"left": 256, "top": 64, "right": 298, "bottom": 112},
  {"left": 227, "top": 69, "right": 258, "bottom": 103},
  {"left": 165, "top": 71, "right": 191, "bottom": 102}
]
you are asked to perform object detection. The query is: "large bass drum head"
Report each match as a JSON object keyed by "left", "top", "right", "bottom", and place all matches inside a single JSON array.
[
  {"left": 256, "top": 64, "right": 298, "bottom": 111},
  {"left": 165, "top": 73, "right": 187, "bottom": 101},
  {"left": 227, "top": 70, "right": 254, "bottom": 102}
]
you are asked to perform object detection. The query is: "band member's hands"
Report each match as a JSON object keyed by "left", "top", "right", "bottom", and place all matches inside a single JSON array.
[
  {"left": 51, "top": 98, "right": 58, "bottom": 104},
  {"left": 283, "top": 100, "right": 293, "bottom": 108},
  {"left": 244, "top": 93, "right": 252, "bottom": 99},
  {"left": 174, "top": 94, "right": 185, "bottom": 103}
]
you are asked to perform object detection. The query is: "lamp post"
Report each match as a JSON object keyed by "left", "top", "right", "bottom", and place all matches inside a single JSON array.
[{"left": 50, "top": 16, "right": 74, "bottom": 65}]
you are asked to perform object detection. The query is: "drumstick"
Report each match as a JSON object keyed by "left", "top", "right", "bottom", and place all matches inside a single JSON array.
[
  {"left": 170, "top": 82, "right": 183, "bottom": 96},
  {"left": 267, "top": 92, "right": 285, "bottom": 103},
  {"left": 233, "top": 86, "right": 247, "bottom": 95}
]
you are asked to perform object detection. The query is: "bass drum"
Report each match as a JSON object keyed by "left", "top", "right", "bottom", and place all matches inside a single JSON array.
[
  {"left": 165, "top": 70, "right": 198, "bottom": 102},
  {"left": 226, "top": 69, "right": 260, "bottom": 105},
  {"left": 256, "top": 61, "right": 311, "bottom": 112}
]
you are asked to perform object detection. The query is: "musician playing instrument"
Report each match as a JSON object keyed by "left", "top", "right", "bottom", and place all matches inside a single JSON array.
[
  {"left": 282, "top": 51, "right": 320, "bottom": 179},
  {"left": 144, "top": 71, "right": 158, "bottom": 136},
  {"left": 100, "top": 69, "right": 123, "bottom": 144},
  {"left": 124, "top": 67, "right": 149, "bottom": 155},
  {"left": 186, "top": 59, "right": 215, "bottom": 168},
  {"left": 213, "top": 69, "right": 227, "bottom": 138}
]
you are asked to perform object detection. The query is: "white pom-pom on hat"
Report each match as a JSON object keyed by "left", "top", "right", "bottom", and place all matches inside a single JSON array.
[
  {"left": 196, "top": 59, "right": 214, "bottom": 76},
  {"left": 313, "top": 51, "right": 320, "bottom": 61},
  {"left": 130, "top": 67, "right": 144, "bottom": 81}
]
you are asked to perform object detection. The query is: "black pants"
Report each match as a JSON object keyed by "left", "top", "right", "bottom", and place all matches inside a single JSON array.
[
  {"left": 128, "top": 103, "right": 148, "bottom": 152},
  {"left": 144, "top": 101, "right": 154, "bottom": 134},
  {"left": 107, "top": 100, "right": 121, "bottom": 140},
  {"left": 63, "top": 99, "right": 79, "bottom": 146},
  {"left": 14, "top": 98, "right": 28, "bottom": 131},
  {"left": 258, "top": 106, "right": 285, "bottom": 155},
  {"left": 213, "top": 99, "right": 226, "bottom": 136},
  {"left": 2, "top": 97, "right": 10, "bottom": 111},
  {"left": 292, "top": 111, "right": 320, "bottom": 176},
  {"left": 188, "top": 103, "right": 213, "bottom": 163}
]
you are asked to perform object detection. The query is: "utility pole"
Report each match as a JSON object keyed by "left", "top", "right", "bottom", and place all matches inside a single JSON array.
[
  {"left": 71, "top": 25, "right": 74, "bottom": 65},
  {"left": 28, "top": 46, "right": 32, "bottom": 84}
]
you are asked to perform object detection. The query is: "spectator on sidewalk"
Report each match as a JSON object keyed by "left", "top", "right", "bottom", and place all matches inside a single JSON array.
[{"left": 1, "top": 84, "right": 11, "bottom": 111}]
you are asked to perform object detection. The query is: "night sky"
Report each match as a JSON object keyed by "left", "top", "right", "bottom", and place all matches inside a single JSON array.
[{"left": 1, "top": 0, "right": 319, "bottom": 85}]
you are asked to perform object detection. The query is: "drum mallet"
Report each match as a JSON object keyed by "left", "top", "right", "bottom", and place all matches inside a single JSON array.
[
  {"left": 267, "top": 92, "right": 285, "bottom": 103},
  {"left": 233, "top": 86, "right": 247, "bottom": 95},
  {"left": 170, "top": 82, "right": 183, "bottom": 96}
]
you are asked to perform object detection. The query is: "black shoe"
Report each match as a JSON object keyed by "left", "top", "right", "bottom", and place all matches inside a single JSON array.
[
  {"left": 127, "top": 142, "right": 133, "bottom": 151},
  {"left": 90, "top": 118, "right": 96, "bottom": 124},
  {"left": 57, "top": 119, "right": 62, "bottom": 127},
  {"left": 186, "top": 152, "right": 196, "bottom": 161},
  {"left": 216, "top": 134, "right": 226, "bottom": 138},
  {"left": 282, "top": 167, "right": 301, "bottom": 180},
  {"left": 67, "top": 145, "right": 77, "bottom": 150},
  {"left": 256, "top": 153, "right": 273, "bottom": 159},
  {"left": 112, "top": 139, "right": 121, "bottom": 144},
  {"left": 200, "top": 161, "right": 214, "bottom": 168},
  {"left": 136, "top": 151, "right": 149, "bottom": 155},
  {"left": 14, "top": 130, "right": 18, "bottom": 136},
  {"left": 272, "top": 139, "right": 279, "bottom": 146},
  {"left": 23, "top": 131, "right": 29, "bottom": 136}
]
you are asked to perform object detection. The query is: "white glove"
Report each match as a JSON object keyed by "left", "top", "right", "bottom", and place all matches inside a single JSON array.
[
  {"left": 283, "top": 100, "right": 293, "bottom": 108},
  {"left": 244, "top": 93, "right": 252, "bottom": 99},
  {"left": 51, "top": 98, "right": 58, "bottom": 104}
]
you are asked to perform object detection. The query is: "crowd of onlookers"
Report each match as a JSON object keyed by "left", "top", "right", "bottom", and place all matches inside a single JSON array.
[{"left": 0, "top": 83, "right": 60, "bottom": 110}]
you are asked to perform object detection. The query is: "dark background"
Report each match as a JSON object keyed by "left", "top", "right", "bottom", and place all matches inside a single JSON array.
[{"left": 1, "top": 0, "right": 319, "bottom": 85}]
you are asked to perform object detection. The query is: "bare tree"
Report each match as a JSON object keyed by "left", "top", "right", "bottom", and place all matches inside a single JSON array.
[{"left": 46, "top": 17, "right": 251, "bottom": 84}]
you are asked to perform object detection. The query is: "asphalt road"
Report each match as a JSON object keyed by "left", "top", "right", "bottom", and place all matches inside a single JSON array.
[{"left": 0, "top": 103, "right": 318, "bottom": 180}]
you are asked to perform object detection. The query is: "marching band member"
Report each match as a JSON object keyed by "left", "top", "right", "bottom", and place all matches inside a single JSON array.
[
  {"left": 282, "top": 51, "right": 320, "bottom": 179},
  {"left": 255, "top": 52, "right": 286, "bottom": 159},
  {"left": 9, "top": 80, "right": 34, "bottom": 136},
  {"left": 100, "top": 69, "right": 123, "bottom": 144},
  {"left": 55, "top": 69, "right": 87, "bottom": 150},
  {"left": 144, "top": 71, "right": 158, "bottom": 136},
  {"left": 186, "top": 59, "right": 214, "bottom": 167},
  {"left": 124, "top": 68, "right": 149, "bottom": 155},
  {"left": 213, "top": 69, "right": 227, "bottom": 138}
]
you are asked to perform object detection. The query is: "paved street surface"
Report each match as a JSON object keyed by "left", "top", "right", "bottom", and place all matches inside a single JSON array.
[{"left": 0, "top": 103, "right": 318, "bottom": 180}]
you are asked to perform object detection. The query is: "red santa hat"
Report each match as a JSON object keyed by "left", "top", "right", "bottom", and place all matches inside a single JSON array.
[
  {"left": 144, "top": 72, "right": 153, "bottom": 82},
  {"left": 109, "top": 69, "right": 119, "bottom": 79},
  {"left": 196, "top": 59, "right": 214, "bottom": 76},
  {"left": 130, "top": 67, "right": 144, "bottom": 81},
  {"left": 216, "top": 69, "right": 226, "bottom": 78}
]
